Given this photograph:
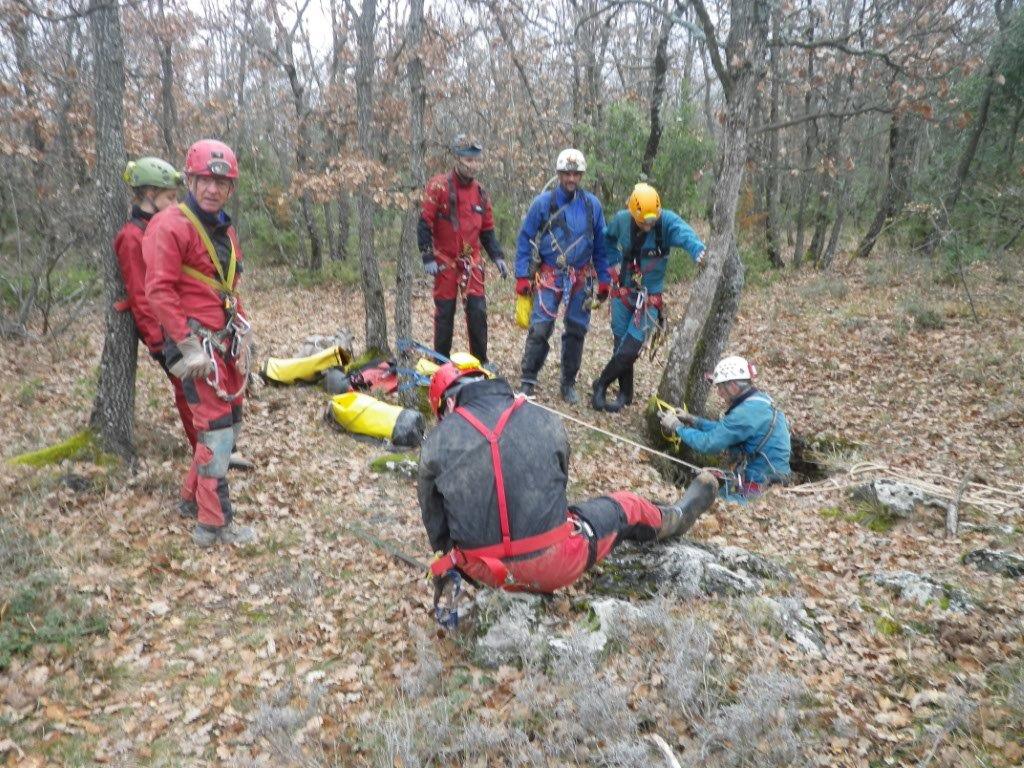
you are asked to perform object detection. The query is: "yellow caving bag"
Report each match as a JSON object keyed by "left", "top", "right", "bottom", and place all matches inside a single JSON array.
[
  {"left": 515, "top": 293, "right": 532, "bottom": 329},
  {"left": 414, "top": 352, "right": 491, "bottom": 380},
  {"left": 261, "top": 345, "right": 350, "bottom": 385},
  {"left": 327, "top": 391, "right": 425, "bottom": 448}
]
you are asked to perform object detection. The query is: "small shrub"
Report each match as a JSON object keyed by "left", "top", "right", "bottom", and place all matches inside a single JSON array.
[
  {"left": 903, "top": 299, "right": 946, "bottom": 330},
  {"left": 799, "top": 276, "right": 849, "bottom": 302},
  {"left": 874, "top": 616, "right": 904, "bottom": 637},
  {"left": 0, "top": 521, "right": 107, "bottom": 669},
  {"left": 662, "top": 616, "right": 716, "bottom": 719},
  {"left": 399, "top": 628, "right": 442, "bottom": 698},
  {"left": 689, "top": 672, "right": 807, "bottom": 768}
]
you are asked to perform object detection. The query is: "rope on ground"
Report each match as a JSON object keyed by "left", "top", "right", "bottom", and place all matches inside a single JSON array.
[
  {"left": 526, "top": 398, "right": 714, "bottom": 476},
  {"left": 778, "top": 461, "right": 1024, "bottom": 517}
]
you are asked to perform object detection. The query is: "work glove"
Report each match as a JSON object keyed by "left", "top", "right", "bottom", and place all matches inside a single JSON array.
[
  {"left": 494, "top": 258, "right": 509, "bottom": 279},
  {"left": 596, "top": 282, "right": 610, "bottom": 303},
  {"left": 169, "top": 335, "right": 215, "bottom": 381},
  {"left": 659, "top": 409, "right": 682, "bottom": 434},
  {"left": 423, "top": 259, "right": 440, "bottom": 277},
  {"left": 237, "top": 330, "right": 258, "bottom": 377},
  {"left": 674, "top": 407, "right": 698, "bottom": 427},
  {"left": 515, "top": 277, "right": 533, "bottom": 296}
]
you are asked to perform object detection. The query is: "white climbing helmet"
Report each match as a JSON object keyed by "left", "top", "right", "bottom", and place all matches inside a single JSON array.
[
  {"left": 555, "top": 148, "right": 586, "bottom": 173},
  {"left": 711, "top": 355, "right": 756, "bottom": 385}
]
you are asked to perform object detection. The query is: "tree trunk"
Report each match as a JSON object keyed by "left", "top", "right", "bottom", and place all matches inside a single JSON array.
[
  {"left": 396, "top": 0, "right": 426, "bottom": 345},
  {"left": 269, "top": 3, "right": 323, "bottom": 271},
  {"left": 336, "top": 193, "right": 350, "bottom": 260},
  {"left": 1007, "top": 99, "right": 1023, "bottom": 165},
  {"left": 855, "top": 113, "right": 918, "bottom": 259},
  {"left": 658, "top": 0, "right": 768, "bottom": 417},
  {"left": 157, "top": 0, "right": 178, "bottom": 158},
  {"left": 763, "top": 6, "right": 783, "bottom": 267},
  {"left": 355, "top": 0, "right": 388, "bottom": 352},
  {"left": 323, "top": 201, "right": 336, "bottom": 260},
  {"left": 641, "top": 5, "right": 673, "bottom": 177},
  {"left": 88, "top": 0, "right": 136, "bottom": 461},
  {"left": 820, "top": 176, "right": 850, "bottom": 269},
  {"left": 922, "top": 69, "right": 998, "bottom": 257},
  {"left": 791, "top": 0, "right": 816, "bottom": 269}
]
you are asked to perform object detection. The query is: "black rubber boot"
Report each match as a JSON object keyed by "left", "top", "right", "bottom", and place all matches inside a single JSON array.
[
  {"left": 520, "top": 320, "right": 554, "bottom": 392},
  {"left": 465, "top": 295, "right": 488, "bottom": 363},
  {"left": 656, "top": 471, "right": 719, "bottom": 541},
  {"left": 433, "top": 298, "right": 457, "bottom": 359},
  {"left": 618, "top": 364, "right": 634, "bottom": 406},
  {"left": 591, "top": 335, "right": 642, "bottom": 412},
  {"left": 591, "top": 356, "right": 630, "bottom": 412},
  {"left": 560, "top": 320, "right": 587, "bottom": 402}
]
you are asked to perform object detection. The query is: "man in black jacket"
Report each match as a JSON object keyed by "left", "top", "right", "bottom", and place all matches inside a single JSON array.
[{"left": 419, "top": 362, "right": 718, "bottom": 596}]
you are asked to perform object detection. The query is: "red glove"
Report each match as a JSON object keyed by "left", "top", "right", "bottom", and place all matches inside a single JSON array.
[
  {"left": 597, "top": 282, "right": 610, "bottom": 302},
  {"left": 516, "top": 277, "right": 533, "bottom": 296}
]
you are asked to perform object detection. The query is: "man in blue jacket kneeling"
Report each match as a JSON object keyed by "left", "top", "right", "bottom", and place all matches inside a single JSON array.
[{"left": 659, "top": 355, "right": 792, "bottom": 499}]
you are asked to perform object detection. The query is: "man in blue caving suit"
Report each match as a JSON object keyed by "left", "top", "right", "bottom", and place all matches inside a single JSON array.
[{"left": 514, "top": 148, "right": 610, "bottom": 404}]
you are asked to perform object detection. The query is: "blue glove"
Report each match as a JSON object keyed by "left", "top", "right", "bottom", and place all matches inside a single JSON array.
[
  {"left": 494, "top": 258, "right": 508, "bottom": 279},
  {"left": 423, "top": 259, "right": 440, "bottom": 277}
]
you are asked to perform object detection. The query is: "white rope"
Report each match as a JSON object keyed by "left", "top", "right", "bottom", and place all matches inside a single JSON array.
[{"left": 526, "top": 398, "right": 711, "bottom": 474}]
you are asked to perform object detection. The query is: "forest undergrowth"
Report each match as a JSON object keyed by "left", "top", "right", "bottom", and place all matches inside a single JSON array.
[{"left": 1, "top": 250, "right": 1022, "bottom": 767}]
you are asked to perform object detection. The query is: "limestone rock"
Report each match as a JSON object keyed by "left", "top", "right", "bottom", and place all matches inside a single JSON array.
[
  {"left": 963, "top": 549, "right": 1024, "bottom": 578},
  {"left": 758, "top": 596, "right": 827, "bottom": 657},
  {"left": 473, "top": 591, "right": 548, "bottom": 668},
  {"left": 871, "top": 571, "right": 974, "bottom": 612},
  {"left": 853, "top": 478, "right": 941, "bottom": 518}
]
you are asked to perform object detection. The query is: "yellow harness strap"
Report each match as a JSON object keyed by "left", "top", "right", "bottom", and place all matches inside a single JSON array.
[{"left": 177, "top": 203, "right": 237, "bottom": 298}]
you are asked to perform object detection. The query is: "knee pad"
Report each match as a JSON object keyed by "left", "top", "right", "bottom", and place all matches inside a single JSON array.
[{"left": 197, "top": 427, "right": 234, "bottom": 478}]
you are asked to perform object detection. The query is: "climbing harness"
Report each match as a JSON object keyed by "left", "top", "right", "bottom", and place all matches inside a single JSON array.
[{"left": 428, "top": 395, "right": 575, "bottom": 587}]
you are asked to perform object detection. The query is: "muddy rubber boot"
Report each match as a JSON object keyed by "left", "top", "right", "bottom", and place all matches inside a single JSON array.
[
  {"left": 561, "top": 382, "right": 580, "bottom": 405},
  {"left": 520, "top": 320, "right": 554, "bottom": 394},
  {"left": 656, "top": 471, "right": 719, "bottom": 541},
  {"left": 229, "top": 452, "right": 255, "bottom": 472},
  {"left": 193, "top": 522, "right": 257, "bottom": 548},
  {"left": 618, "top": 364, "right": 634, "bottom": 406},
  {"left": 590, "top": 354, "right": 632, "bottom": 413},
  {"left": 178, "top": 499, "right": 198, "bottom": 519}
]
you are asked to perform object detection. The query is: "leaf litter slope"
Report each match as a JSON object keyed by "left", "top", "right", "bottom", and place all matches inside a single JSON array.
[{"left": 0, "top": 254, "right": 1022, "bottom": 766}]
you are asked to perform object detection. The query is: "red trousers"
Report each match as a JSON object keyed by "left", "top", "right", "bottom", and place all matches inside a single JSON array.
[
  {"left": 163, "top": 368, "right": 197, "bottom": 449},
  {"left": 459, "top": 491, "right": 662, "bottom": 593},
  {"left": 431, "top": 253, "right": 485, "bottom": 301},
  {"left": 180, "top": 353, "right": 245, "bottom": 528}
]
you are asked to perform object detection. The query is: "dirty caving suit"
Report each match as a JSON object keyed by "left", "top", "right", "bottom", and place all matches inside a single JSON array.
[
  {"left": 592, "top": 209, "right": 705, "bottom": 411},
  {"left": 674, "top": 387, "right": 792, "bottom": 499},
  {"left": 419, "top": 377, "right": 717, "bottom": 593},
  {"left": 114, "top": 206, "right": 197, "bottom": 448},
  {"left": 419, "top": 171, "right": 504, "bottom": 363},
  {"left": 514, "top": 186, "right": 610, "bottom": 394},
  {"left": 144, "top": 193, "right": 252, "bottom": 530}
]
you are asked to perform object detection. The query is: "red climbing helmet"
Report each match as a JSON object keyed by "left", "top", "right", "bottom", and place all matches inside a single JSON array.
[
  {"left": 429, "top": 362, "right": 484, "bottom": 418},
  {"left": 184, "top": 139, "right": 239, "bottom": 179}
]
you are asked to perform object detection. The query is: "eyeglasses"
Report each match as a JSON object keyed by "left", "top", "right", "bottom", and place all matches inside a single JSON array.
[{"left": 196, "top": 175, "right": 233, "bottom": 191}]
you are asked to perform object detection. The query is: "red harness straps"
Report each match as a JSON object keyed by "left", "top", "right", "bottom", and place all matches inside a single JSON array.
[{"left": 429, "top": 395, "right": 574, "bottom": 585}]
